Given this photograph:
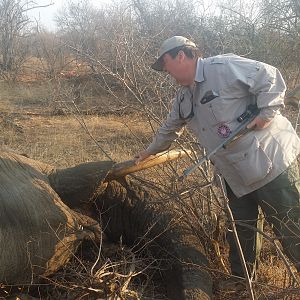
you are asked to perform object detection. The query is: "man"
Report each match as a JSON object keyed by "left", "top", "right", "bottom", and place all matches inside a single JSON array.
[{"left": 135, "top": 36, "right": 300, "bottom": 286}]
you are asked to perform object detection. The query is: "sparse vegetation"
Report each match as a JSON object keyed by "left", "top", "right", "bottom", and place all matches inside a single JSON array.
[{"left": 0, "top": 0, "right": 300, "bottom": 299}]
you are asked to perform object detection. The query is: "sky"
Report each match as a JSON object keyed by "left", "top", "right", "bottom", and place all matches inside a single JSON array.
[
  {"left": 27, "top": 0, "right": 218, "bottom": 31},
  {"left": 27, "top": 0, "right": 112, "bottom": 30}
]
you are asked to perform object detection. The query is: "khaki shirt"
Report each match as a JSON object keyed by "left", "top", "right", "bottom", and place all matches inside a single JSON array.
[{"left": 147, "top": 54, "right": 300, "bottom": 197}]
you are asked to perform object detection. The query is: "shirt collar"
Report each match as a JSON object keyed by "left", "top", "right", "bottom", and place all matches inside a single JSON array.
[{"left": 195, "top": 58, "right": 204, "bottom": 83}]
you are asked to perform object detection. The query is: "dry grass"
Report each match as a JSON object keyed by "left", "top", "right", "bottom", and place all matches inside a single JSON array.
[
  {"left": 3, "top": 114, "right": 151, "bottom": 166},
  {"left": 0, "top": 79, "right": 168, "bottom": 299},
  {"left": 1, "top": 77, "right": 300, "bottom": 300},
  {"left": 0, "top": 80, "right": 154, "bottom": 166}
]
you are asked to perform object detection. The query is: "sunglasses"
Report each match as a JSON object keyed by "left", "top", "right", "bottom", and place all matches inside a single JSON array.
[{"left": 179, "top": 92, "right": 194, "bottom": 120}]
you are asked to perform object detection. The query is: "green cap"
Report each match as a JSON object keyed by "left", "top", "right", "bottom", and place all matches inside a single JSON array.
[{"left": 151, "top": 36, "right": 196, "bottom": 71}]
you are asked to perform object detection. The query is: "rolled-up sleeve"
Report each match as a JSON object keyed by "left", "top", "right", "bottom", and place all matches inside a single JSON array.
[{"left": 146, "top": 95, "right": 186, "bottom": 155}]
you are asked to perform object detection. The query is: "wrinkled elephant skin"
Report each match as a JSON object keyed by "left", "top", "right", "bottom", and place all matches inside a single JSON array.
[{"left": 0, "top": 152, "right": 212, "bottom": 299}]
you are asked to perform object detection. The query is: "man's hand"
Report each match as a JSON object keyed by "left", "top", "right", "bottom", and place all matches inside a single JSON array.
[
  {"left": 247, "top": 116, "right": 272, "bottom": 130},
  {"left": 134, "top": 150, "right": 151, "bottom": 165}
]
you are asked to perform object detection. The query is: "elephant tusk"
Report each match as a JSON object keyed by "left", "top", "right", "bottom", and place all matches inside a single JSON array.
[{"left": 106, "top": 149, "right": 191, "bottom": 181}]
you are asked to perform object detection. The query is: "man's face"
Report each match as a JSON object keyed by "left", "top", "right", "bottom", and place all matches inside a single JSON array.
[{"left": 162, "top": 51, "right": 192, "bottom": 87}]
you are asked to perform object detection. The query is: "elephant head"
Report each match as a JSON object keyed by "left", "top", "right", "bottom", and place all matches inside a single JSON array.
[{"left": 0, "top": 150, "right": 212, "bottom": 299}]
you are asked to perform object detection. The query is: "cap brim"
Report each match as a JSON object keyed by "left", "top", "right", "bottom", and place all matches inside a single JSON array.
[{"left": 151, "top": 56, "right": 164, "bottom": 71}]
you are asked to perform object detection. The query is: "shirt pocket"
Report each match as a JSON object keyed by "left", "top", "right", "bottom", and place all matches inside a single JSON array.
[
  {"left": 207, "top": 84, "right": 249, "bottom": 125},
  {"left": 225, "top": 136, "right": 273, "bottom": 186}
]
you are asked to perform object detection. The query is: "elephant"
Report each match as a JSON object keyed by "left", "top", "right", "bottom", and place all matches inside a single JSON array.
[{"left": 0, "top": 150, "right": 212, "bottom": 299}]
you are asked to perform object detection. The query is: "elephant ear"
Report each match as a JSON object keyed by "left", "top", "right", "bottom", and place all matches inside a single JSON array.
[{"left": 0, "top": 151, "right": 101, "bottom": 284}]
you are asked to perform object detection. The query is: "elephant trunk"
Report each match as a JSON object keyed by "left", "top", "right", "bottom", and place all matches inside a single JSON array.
[
  {"left": 94, "top": 177, "right": 212, "bottom": 300},
  {"left": 49, "top": 158, "right": 212, "bottom": 299}
]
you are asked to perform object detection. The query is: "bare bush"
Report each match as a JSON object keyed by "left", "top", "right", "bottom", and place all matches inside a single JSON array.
[
  {"left": 0, "top": 0, "right": 52, "bottom": 80},
  {"left": 1, "top": 0, "right": 300, "bottom": 299}
]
